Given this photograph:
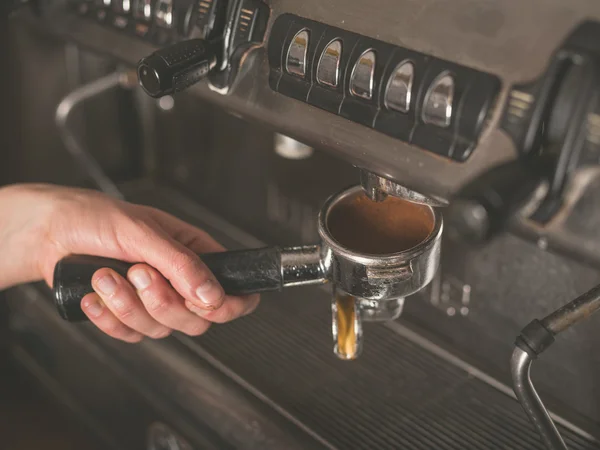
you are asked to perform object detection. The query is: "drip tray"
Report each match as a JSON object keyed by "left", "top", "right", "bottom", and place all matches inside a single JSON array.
[{"left": 90, "top": 182, "right": 600, "bottom": 449}]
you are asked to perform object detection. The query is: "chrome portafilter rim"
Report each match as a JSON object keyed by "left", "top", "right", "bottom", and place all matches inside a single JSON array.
[{"left": 317, "top": 185, "right": 443, "bottom": 266}]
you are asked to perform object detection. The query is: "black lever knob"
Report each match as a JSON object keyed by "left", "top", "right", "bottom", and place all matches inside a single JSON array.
[
  {"left": 445, "top": 159, "right": 548, "bottom": 243},
  {"left": 137, "top": 39, "right": 219, "bottom": 97}
]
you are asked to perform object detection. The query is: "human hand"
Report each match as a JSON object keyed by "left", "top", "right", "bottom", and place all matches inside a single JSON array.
[{"left": 0, "top": 184, "right": 259, "bottom": 342}]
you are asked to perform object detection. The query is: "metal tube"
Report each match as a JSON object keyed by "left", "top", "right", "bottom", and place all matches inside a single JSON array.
[
  {"left": 510, "top": 348, "right": 568, "bottom": 450},
  {"left": 280, "top": 245, "right": 327, "bottom": 287},
  {"left": 55, "top": 70, "right": 137, "bottom": 199},
  {"left": 541, "top": 283, "right": 600, "bottom": 334}
]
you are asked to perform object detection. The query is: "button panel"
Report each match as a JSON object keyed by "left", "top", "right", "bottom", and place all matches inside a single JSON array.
[{"left": 268, "top": 14, "right": 501, "bottom": 161}]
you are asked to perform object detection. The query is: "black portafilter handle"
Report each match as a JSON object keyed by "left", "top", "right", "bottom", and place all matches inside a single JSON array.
[
  {"left": 53, "top": 248, "right": 283, "bottom": 322},
  {"left": 137, "top": 38, "right": 219, "bottom": 98}
]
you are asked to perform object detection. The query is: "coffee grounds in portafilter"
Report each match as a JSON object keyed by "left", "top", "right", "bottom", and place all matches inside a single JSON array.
[{"left": 326, "top": 193, "right": 435, "bottom": 255}]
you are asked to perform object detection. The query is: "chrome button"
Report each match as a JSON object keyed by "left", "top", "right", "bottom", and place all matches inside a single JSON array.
[
  {"left": 422, "top": 72, "right": 454, "bottom": 128},
  {"left": 350, "top": 49, "right": 376, "bottom": 100},
  {"left": 286, "top": 29, "right": 309, "bottom": 78},
  {"left": 384, "top": 61, "right": 414, "bottom": 113},
  {"left": 155, "top": 0, "right": 173, "bottom": 28},
  {"left": 317, "top": 39, "right": 342, "bottom": 88}
]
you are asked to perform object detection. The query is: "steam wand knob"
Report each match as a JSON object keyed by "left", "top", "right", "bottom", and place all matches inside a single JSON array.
[
  {"left": 137, "top": 39, "right": 220, "bottom": 98},
  {"left": 445, "top": 159, "right": 548, "bottom": 244}
]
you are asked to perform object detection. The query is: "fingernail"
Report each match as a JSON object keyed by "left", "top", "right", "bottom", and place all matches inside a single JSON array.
[
  {"left": 83, "top": 298, "right": 104, "bottom": 318},
  {"left": 96, "top": 274, "right": 117, "bottom": 296},
  {"left": 130, "top": 269, "right": 151, "bottom": 290},
  {"left": 195, "top": 280, "right": 224, "bottom": 309}
]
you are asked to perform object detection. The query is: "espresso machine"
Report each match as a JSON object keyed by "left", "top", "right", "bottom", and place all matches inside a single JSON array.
[{"left": 4, "top": 1, "right": 600, "bottom": 449}]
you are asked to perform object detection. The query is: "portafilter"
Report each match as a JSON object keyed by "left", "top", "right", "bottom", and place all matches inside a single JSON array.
[{"left": 52, "top": 185, "right": 443, "bottom": 359}]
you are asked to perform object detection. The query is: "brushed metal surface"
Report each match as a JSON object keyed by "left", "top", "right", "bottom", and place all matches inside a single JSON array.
[{"left": 16, "top": 0, "right": 600, "bottom": 200}]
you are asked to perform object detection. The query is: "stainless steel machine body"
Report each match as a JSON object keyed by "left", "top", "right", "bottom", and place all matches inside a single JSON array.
[{"left": 4, "top": 1, "right": 600, "bottom": 449}]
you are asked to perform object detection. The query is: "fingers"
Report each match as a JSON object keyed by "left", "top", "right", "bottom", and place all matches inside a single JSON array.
[
  {"left": 91, "top": 267, "right": 171, "bottom": 339},
  {"left": 186, "top": 294, "right": 260, "bottom": 324},
  {"left": 83, "top": 265, "right": 256, "bottom": 343},
  {"left": 140, "top": 207, "right": 262, "bottom": 323},
  {"left": 127, "top": 264, "right": 211, "bottom": 336},
  {"left": 119, "top": 223, "right": 227, "bottom": 312},
  {"left": 81, "top": 292, "right": 143, "bottom": 343}
]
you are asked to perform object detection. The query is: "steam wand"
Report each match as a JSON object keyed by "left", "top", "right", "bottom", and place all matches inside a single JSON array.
[
  {"left": 55, "top": 69, "right": 138, "bottom": 199},
  {"left": 511, "top": 283, "right": 600, "bottom": 450}
]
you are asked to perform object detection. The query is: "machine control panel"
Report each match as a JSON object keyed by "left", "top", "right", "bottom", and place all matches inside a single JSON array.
[
  {"left": 268, "top": 14, "right": 501, "bottom": 162},
  {"left": 67, "top": 0, "right": 216, "bottom": 46}
]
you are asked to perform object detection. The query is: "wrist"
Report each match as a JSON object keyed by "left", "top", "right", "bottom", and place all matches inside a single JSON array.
[{"left": 0, "top": 183, "right": 61, "bottom": 289}]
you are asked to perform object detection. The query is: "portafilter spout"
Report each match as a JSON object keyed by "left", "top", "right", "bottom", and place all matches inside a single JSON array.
[
  {"left": 359, "top": 169, "right": 448, "bottom": 206},
  {"left": 51, "top": 185, "right": 442, "bottom": 360}
]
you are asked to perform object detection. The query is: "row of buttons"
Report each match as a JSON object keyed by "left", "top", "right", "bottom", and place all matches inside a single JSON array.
[
  {"left": 268, "top": 14, "right": 500, "bottom": 162},
  {"left": 68, "top": 0, "right": 206, "bottom": 46},
  {"left": 287, "top": 31, "right": 453, "bottom": 127}
]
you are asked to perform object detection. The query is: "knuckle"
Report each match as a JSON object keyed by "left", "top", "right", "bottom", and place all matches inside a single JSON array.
[
  {"left": 171, "top": 251, "right": 202, "bottom": 277},
  {"left": 117, "top": 214, "right": 159, "bottom": 252},
  {"left": 103, "top": 321, "right": 126, "bottom": 337},
  {"left": 198, "top": 308, "right": 218, "bottom": 322},
  {"left": 149, "top": 328, "right": 171, "bottom": 339},
  {"left": 123, "top": 334, "right": 143, "bottom": 343},
  {"left": 202, "top": 303, "right": 234, "bottom": 323},
  {"left": 185, "top": 320, "right": 210, "bottom": 336},
  {"left": 143, "top": 290, "right": 174, "bottom": 315},
  {"left": 113, "top": 303, "right": 136, "bottom": 320}
]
